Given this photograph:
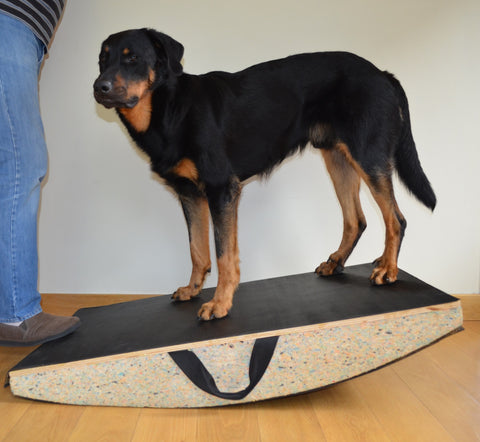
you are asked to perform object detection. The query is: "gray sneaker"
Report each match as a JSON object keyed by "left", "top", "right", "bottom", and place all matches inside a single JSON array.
[{"left": 0, "top": 312, "right": 80, "bottom": 346}]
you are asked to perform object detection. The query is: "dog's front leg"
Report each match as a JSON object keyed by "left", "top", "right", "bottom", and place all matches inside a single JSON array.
[
  {"left": 172, "top": 195, "right": 211, "bottom": 301},
  {"left": 198, "top": 179, "right": 241, "bottom": 320}
]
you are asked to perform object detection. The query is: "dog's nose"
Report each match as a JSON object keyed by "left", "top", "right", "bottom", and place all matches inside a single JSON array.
[{"left": 94, "top": 79, "right": 113, "bottom": 94}]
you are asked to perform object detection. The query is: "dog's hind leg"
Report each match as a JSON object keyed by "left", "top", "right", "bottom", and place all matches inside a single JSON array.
[
  {"left": 316, "top": 146, "right": 367, "bottom": 276},
  {"left": 364, "top": 174, "right": 407, "bottom": 285},
  {"left": 172, "top": 195, "right": 211, "bottom": 301},
  {"left": 198, "top": 178, "right": 241, "bottom": 320}
]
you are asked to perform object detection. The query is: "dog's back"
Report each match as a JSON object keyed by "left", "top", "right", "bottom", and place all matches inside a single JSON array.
[{"left": 182, "top": 52, "right": 398, "bottom": 181}]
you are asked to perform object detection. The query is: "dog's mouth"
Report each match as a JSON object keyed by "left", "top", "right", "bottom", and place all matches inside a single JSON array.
[{"left": 94, "top": 92, "right": 139, "bottom": 110}]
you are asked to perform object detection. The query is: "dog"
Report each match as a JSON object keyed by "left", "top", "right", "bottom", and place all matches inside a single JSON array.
[{"left": 93, "top": 28, "right": 436, "bottom": 321}]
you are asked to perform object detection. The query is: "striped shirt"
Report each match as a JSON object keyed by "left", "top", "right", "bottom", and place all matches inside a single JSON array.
[{"left": 0, "top": 0, "right": 65, "bottom": 49}]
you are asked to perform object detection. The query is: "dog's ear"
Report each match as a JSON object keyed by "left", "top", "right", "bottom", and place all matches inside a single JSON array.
[{"left": 144, "top": 29, "right": 184, "bottom": 76}]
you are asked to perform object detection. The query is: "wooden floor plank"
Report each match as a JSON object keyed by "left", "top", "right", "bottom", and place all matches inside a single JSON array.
[
  {"left": 3, "top": 403, "right": 84, "bottom": 442},
  {"left": 458, "top": 295, "right": 480, "bottom": 320},
  {"left": 352, "top": 366, "right": 454, "bottom": 442},
  {"left": 132, "top": 408, "right": 199, "bottom": 442},
  {"left": 308, "top": 382, "right": 390, "bottom": 442},
  {"left": 454, "top": 322, "right": 480, "bottom": 356},
  {"left": 0, "top": 394, "right": 30, "bottom": 441},
  {"left": 423, "top": 325, "right": 480, "bottom": 402},
  {"left": 196, "top": 405, "right": 261, "bottom": 442},
  {"left": 466, "top": 319, "right": 480, "bottom": 334},
  {"left": 67, "top": 406, "right": 141, "bottom": 442},
  {"left": 393, "top": 349, "right": 480, "bottom": 442},
  {"left": 0, "top": 347, "right": 37, "bottom": 440},
  {"left": 256, "top": 394, "right": 326, "bottom": 442}
]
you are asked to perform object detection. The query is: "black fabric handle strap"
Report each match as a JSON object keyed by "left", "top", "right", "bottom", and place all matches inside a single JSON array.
[{"left": 169, "top": 336, "right": 279, "bottom": 400}]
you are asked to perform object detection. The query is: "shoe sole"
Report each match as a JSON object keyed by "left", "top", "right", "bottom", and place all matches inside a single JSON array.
[{"left": 0, "top": 322, "right": 81, "bottom": 347}]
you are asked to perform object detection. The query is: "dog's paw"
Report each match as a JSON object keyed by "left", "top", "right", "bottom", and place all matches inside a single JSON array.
[
  {"left": 171, "top": 285, "right": 200, "bottom": 302},
  {"left": 197, "top": 301, "right": 229, "bottom": 321},
  {"left": 370, "top": 261, "right": 398, "bottom": 285},
  {"left": 315, "top": 258, "right": 344, "bottom": 276}
]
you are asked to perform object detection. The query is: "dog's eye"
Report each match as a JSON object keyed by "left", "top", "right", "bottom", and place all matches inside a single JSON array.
[{"left": 126, "top": 54, "right": 138, "bottom": 64}]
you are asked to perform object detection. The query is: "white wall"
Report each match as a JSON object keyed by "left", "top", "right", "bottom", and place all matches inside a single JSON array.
[{"left": 37, "top": 0, "right": 480, "bottom": 295}]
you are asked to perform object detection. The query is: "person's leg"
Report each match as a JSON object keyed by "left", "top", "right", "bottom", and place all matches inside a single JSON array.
[
  {"left": 0, "top": 14, "right": 79, "bottom": 345},
  {"left": 0, "top": 13, "right": 46, "bottom": 323}
]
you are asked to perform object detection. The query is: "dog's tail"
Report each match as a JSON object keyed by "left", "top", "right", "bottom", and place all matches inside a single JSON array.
[{"left": 386, "top": 72, "right": 437, "bottom": 211}]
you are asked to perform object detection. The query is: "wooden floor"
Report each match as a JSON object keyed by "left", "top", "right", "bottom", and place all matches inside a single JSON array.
[{"left": 0, "top": 293, "right": 479, "bottom": 442}]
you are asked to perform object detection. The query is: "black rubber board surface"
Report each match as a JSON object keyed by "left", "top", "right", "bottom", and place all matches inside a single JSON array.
[{"left": 10, "top": 264, "right": 457, "bottom": 372}]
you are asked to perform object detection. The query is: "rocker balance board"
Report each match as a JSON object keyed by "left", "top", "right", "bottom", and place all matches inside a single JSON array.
[{"left": 8, "top": 264, "right": 462, "bottom": 408}]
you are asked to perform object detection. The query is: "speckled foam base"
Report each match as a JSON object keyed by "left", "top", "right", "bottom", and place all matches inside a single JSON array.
[{"left": 9, "top": 303, "right": 462, "bottom": 408}]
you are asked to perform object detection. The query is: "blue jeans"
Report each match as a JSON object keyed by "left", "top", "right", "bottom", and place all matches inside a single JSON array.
[{"left": 0, "top": 14, "right": 47, "bottom": 322}]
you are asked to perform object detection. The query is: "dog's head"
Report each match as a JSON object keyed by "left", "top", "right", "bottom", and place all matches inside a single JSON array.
[{"left": 93, "top": 28, "right": 184, "bottom": 109}]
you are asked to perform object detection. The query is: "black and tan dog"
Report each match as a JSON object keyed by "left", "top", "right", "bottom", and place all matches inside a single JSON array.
[{"left": 94, "top": 28, "right": 436, "bottom": 320}]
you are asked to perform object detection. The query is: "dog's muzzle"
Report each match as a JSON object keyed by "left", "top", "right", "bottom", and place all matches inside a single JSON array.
[{"left": 93, "top": 78, "right": 138, "bottom": 109}]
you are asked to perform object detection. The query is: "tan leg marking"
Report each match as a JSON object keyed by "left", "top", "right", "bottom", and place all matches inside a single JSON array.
[
  {"left": 319, "top": 143, "right": 404, "bottom": 284},
  {"left": 173, "top": 197, "right": 211, "bottom": 301},
  {"left": 366, "top": 176, "right": 405, "bottom": 285},
  {"left": 316, "top": 146, "right": 366, "bottom": 276},
  {"left": 198, "top": 185, "right": 241, "bottom": 320}
]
